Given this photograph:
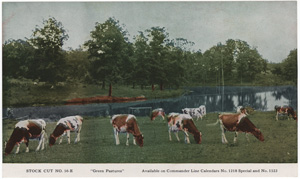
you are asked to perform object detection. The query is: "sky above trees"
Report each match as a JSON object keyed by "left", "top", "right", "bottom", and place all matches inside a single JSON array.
[{"left": 2, "top": 1, "right": 297, "bottom": 63}]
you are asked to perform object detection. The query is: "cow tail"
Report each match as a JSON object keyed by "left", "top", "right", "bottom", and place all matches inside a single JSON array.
[{"left": 206, "top": 119, "right": 219, "bottom": 126}]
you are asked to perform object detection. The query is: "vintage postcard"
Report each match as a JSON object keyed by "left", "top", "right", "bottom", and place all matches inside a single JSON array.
[{"left": 2, "top": 1, "right": 298, "bottom": 177}]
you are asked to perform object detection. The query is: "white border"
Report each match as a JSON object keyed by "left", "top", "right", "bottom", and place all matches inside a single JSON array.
[{"left": 1, "top": 0, "right": 299, "bottom": 178}]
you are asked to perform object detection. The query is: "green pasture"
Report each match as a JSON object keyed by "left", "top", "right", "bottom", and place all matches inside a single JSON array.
[{"left": 2, "top": 111, "right": 297, "bottom": 163}]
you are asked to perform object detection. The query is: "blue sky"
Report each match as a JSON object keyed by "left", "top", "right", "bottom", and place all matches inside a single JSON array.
[{"left": 2, "top": 1, "right": 297, "bottom": 63}]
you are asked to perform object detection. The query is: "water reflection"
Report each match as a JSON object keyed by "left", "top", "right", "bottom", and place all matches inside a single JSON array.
[{"left": 3, "top": 86, "right": 297, "bottom": 118}]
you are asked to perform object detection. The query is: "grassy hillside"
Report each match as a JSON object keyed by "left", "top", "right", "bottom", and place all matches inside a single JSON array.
[{"left": 3, "top": 111, "right": 297, "bottom": 163}]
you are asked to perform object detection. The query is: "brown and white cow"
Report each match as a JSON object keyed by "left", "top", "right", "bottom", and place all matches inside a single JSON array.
[
  {"left": 167, "top": 113, "right": 202, "bottom": 144},
  {"left": 111, "top": 114, "right": 144, "bottom": 147},
  {"left": 5, "top": 119, "right": 47, "bottom": 155},
  {"left": 275, "top": 105, "right": 297, "bottom": 121},
  {"left": 49, "top": 115, "right": 83, "bottom": 146},
  {"left": 150, "top": 108, "right": 165, "bottom": 121},
  {"left": 209, "top": 112, "right": 264, "bottom": 144}
]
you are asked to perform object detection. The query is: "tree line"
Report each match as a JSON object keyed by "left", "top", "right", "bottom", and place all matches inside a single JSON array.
[{"left": 3, "top": 17, "right": 297, "bottom": 96}]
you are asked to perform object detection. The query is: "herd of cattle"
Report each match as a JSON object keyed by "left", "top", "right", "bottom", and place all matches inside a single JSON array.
[{"left": 3, "top": 105, "right": 297, "bottom": 155}]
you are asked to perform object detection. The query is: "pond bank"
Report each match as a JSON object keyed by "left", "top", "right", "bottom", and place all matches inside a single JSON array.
[{"left": 65, "top": 96, "right": 147, "bottom": 105}]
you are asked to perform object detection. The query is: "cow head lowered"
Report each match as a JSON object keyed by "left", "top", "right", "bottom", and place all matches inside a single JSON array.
[
  {"left": 182, "top": 118, "right": 202, "bottom": 144},
  {"left": 192, "top": 131, "right": 202, "bottom": 144},
  {"left": 49, "top": 124, "right": 66, "bottom": 146},
  {"left": 134, "top": 134, "right": 144, "bottom": 147},
  {"left": 5, "top": 127, "right": 29, "bottom": 155},
  {"left": 236, "top": 117, "right": 264, "bottom": 142}
]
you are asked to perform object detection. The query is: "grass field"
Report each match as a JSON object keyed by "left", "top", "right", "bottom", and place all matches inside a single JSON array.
[{"left": 2, "top": 111, "right": 297, "bottom": 163}]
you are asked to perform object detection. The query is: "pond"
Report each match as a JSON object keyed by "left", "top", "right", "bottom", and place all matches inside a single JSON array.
[{"left": 3, "top": 86, "right": 297, "bottom": 119}]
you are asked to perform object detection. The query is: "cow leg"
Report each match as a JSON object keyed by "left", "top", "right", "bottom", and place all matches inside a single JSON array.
[
  {"left": 133, "top": 136, "right": 137, "bottom": 145},
  {"left": 174, "top": 131, "right": 180, "bottom": 141},
  {"left": 126, "top": 133, "right": 130, "bottom": 146},
  {"left": 233, "top": 132, "right": 238, "bottom": 143},
  {"left": 67, "top": 130, "right": 71, "bottom": 144},
  {"left": 36, "top": 131, "right": 45, "bottom": 151},
  {"left": 36, "top": 139, "right": 42, "bottom": 151},
  {"left": 220, "top": 121, "right": 228, "bottom": 144},
  {"left": 59, "top": 132, "right": 65, "bottom": 144},
  {"left": 169, "top": 128, "right": 172, "bottom": 141},
  {"left": 183, "top": 129, "right": 190, "bottom": 144},
  {"left": 113, "top": 128, "right": 120, "bottom": 145},
  {"left": 25, "top": 142, "right": 29, "bottom": 153},
  {"left": 75, "top": 126, "right": 81, "bottom": 143},
  {"left": 15, "top": 144, "right": 20, "bottom": 154},
  {"left": 59, "top": 136, "right": 63, "bottom": 144},
  {"left": 276, "top": 112, "right": 279, "bottom": 121},
  {"left": 25, "top": 135, "right": 30, "bottom": 153},
  {"left": 41, "top": 132, "right": 46, "bottom": 150}
]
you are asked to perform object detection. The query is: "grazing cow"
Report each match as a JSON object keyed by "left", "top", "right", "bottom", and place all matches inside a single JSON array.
[
  {"left": 167, "top": 113, "right": 202, "bottom": 144},
  {"left": 182, "top": 105, "right": 206, "bottom": 121},
  {"left": 208, "top": 113, "right": 264, "bottom": 143},
  {"left": 5, "top": 119, "right": 47, "bottom": 155},
  {"left": 150, "top": 108, "right": 165, "bottom": 121},
  {"left": 111, "top": 114, "right": 144, "bottom": 147},
  {"left": 274, "top": 105, "right": 297, "bottom": 121},
  {"left": 49, "top": 115, "right": 83, "bottom": 146}
]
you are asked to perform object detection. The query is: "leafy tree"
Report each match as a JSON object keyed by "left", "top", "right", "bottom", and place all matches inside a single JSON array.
[
  {"left": 132, "top": 31, "right": 151, "bottom": 89},
  {"left": 3, "top": 39, "right": 34, "bottom": 78},
  {"left": 281, "top": 49, "right": 297, "bottom": 84},
  {"left": 201, "top": 39, "right": 267, "bottom": 85},
  {"left": 84, "top": 17, "right": 130, "bottom": 96},
  {"left": 146, "top": 27, "right": 169, "bottom": 90},
  {"left": 169, "top": 38, "right": 196, "bottom": 86},
  {"left": 236, "top": 47, "right": 266, "bottom": 83},
  {"left": 193, "top": 50, "right": 208, "bottom": 85},
  {"left": 64, "top": 49, "right": 90, "bottom": 83},
  {"left": 27, "top": 17, "right": 69, "bottom": 84},
  {"left": 118, "top": 42, "right": 134, "bottom": 87},
  {"left": 271, "top": 64, "right": 283, "bottom": 76},
  {"left": 164, "top": 45, "right": 186, "bottom": 88},
  {"left": 202, "top": 46, "right": 223, "bottom": 85}
]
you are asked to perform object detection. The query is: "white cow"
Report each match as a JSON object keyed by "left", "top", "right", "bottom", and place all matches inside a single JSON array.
[{"left": 182, "top": 105, "right": 206, "bottom": 121}]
